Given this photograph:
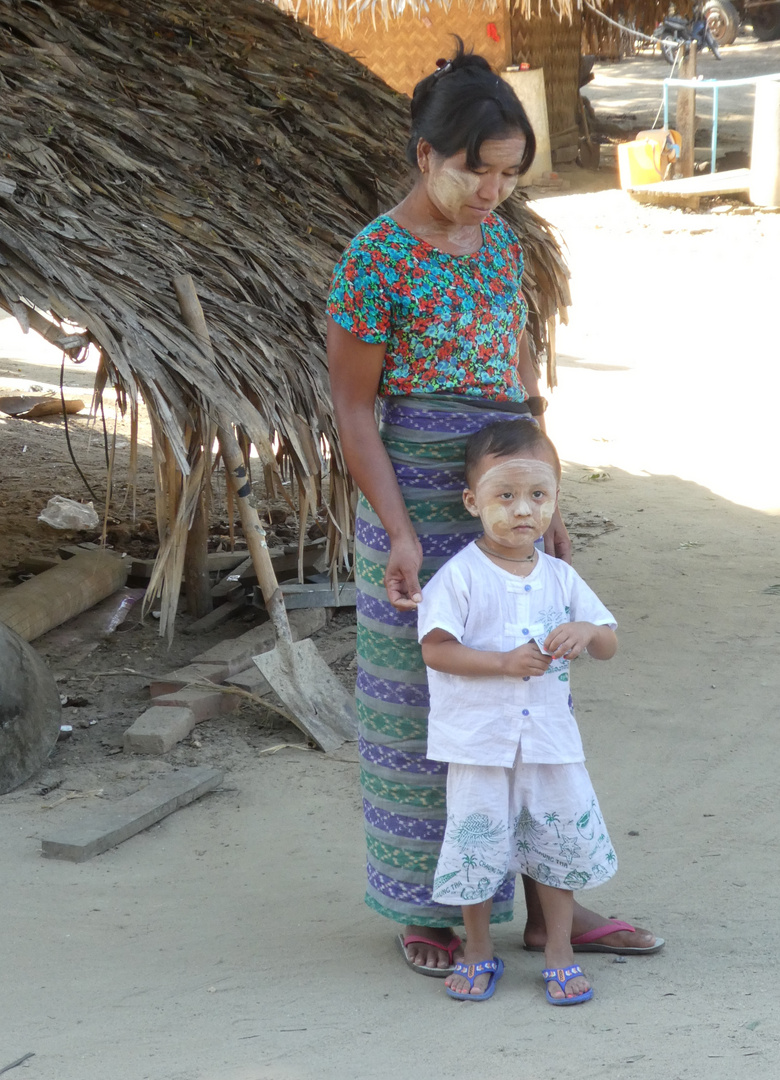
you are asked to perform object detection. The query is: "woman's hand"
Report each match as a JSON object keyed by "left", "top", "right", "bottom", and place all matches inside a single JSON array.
[
  {"left": 543, "top": 507, "right": 572, "bottom": 564},
  {"left": 385, "top": 534, "right": 424, "bottom": 610}
]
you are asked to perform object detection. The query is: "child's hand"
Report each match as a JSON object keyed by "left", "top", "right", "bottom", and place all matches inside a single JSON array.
[
  {"left": 503, "top": 642, "right": 553, "bottom": 678},
  {"left": 544, "top": 622, "right": 598, "bottom": 660}
]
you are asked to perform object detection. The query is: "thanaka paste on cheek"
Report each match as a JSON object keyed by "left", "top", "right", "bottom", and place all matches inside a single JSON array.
[{"left": 426, "top": 165, "right": 481, "bottom": 218}]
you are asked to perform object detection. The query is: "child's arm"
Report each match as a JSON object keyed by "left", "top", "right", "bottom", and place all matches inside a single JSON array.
[
  {"left": 422, "top": 628, "right": 553, "bottom": 678},
  {"left": 544, "top": 623, "right": 618, "bottom": 662}
]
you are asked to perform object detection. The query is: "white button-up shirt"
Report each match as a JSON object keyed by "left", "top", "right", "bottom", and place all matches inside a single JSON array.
[{"left": 417, "top": 543, "right": 617, "bottom": 767}]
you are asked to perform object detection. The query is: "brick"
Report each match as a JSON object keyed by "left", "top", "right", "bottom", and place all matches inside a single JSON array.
[
  {"left": 41, "top": 766, "right": 223, "bottom": 862},
  {"left": 149, "top": 662, "right": 232, "bottom": 698},
  {"left": 123, "top": 706, "right": 197, "bottom": 755},
  {"left": 225, "top": 666, "right": 271, "bottom": 694},
  {"left": 151, "top": 685, "right": 240, "bottom": 723}
]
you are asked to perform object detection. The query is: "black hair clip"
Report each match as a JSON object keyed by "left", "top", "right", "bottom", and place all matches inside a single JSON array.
[{"left": 434, "top": 58, "right": 452, "bottom": 77}]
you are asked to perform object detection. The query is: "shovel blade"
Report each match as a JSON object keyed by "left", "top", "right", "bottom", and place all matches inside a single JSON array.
[{"left": 252, "top": 638, "right": 357, "bottom": 753}]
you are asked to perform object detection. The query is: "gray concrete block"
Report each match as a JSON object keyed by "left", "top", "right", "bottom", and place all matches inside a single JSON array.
[
  {"left": 123, "top": 706, "right": 197, "bottom": 755},
  {"left": 41, "top": 766, "right": 223, "bottom": 862}
]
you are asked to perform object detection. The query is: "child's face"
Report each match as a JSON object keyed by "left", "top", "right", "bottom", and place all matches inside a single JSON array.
[{"left": 463, "top": 452, "right": 559, "bottom": 552}]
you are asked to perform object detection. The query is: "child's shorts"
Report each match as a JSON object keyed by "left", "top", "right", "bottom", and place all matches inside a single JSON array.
[{"left": 431, "top": 758, "right": 617, "bottom": 906}]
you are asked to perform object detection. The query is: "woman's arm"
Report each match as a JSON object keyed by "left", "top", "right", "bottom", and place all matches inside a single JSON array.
[
  {"left": 516, "top": 332, "right": 572, "bottom": 564},
  {"left": 327, "top": 317, "right": 423, "bottom": 609}
]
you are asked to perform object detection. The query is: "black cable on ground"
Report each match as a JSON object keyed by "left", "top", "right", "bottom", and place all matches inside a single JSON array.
[{"left": 59, "top": 353, "right": 99, "bottom": 503}]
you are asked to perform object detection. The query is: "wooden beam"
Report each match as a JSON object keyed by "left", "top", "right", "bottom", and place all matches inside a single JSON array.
[
  {"left": 676, "top": 42, "right": 698, "bottom": 179},
  {"left": 41, "top": 767, "right": 223, "bottom": 862}
]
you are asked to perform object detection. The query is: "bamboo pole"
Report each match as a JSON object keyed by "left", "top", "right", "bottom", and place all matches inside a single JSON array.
[
  {"left": 172, "top": 274, "right": 292, "bottom": 646},
  {"left": 184, "top": 486, "right": 212, "bottom": 618}
]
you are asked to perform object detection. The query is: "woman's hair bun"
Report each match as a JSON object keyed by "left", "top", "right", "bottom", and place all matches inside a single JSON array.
[{"left": 406, "top": 37, "right": 536, "bottom": 175}]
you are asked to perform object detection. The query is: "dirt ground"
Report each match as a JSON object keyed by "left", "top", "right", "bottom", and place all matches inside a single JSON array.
[{"left": 2, "top": 41, "right": 780, "bottom": 1080}]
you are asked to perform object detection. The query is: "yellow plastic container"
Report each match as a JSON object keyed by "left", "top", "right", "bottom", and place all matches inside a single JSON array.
[{"left": 618, "top": 130, "right": 682, "bottom": 189}]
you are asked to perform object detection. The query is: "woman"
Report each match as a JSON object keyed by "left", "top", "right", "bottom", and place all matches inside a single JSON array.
[{"left": 327, "top": 42, "right": 662, "bottom": 974}]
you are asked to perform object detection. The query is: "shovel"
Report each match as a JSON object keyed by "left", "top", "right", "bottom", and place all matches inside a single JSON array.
[{"left": 173, "top": 275, "right": 357, "bottom": 753}]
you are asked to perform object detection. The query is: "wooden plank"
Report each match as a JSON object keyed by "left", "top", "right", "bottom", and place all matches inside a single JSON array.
[
  {"left": 183, "top": 596, "right": 247, "bottom": 634},
  {"left": 628, "top": 167, "right": 751, "bottom": 208},
  {"left": 210, "top": 556, "right": 253, "bottom": 601},
  {"left": 40, "top": 766, "right": 223, "bottom": 862},
  {"left": 254, "top": 581, "right": 356, "bottom": 610}
]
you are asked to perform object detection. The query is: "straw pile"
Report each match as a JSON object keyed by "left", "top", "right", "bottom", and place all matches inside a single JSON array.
[{"left": 0, "top": 0, "right": 570, "bottom": 635}]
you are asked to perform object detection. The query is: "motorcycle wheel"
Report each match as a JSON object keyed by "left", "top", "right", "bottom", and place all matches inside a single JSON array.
[
  {"left": 704, "top": 28, "right": 722, "bottom": 57},
  {"left": 703, "top": 0, "right": 740, "bottom": 46},
  {"left": 751, "top": 4, "right": 780, "bottom": 41},
  {"left": 660, "top": 35, "right": 684, "bottom": 64}
]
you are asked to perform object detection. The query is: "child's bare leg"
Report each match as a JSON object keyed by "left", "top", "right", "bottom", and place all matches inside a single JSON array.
[
  {"left": 535, "top": 883, "right": 591, "bottom": 1000},
  {"left": 444, "top": 900, "right": 494, "bottom": 996}
]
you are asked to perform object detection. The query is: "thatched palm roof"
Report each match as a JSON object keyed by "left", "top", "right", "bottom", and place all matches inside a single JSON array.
[{"left": 0, "top": 0, "right": 570, "bottom": 636}]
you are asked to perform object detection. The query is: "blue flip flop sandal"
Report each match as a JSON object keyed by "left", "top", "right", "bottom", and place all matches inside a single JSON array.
[
  {"left": 543, "top": 965, "right": 593, "bottom": 1006},
  {"left": 446, "top": 957, "right": 504, "bottom": 1002}
]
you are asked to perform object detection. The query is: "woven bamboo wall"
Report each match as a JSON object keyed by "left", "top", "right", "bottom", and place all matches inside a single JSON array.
[
  {"left": 510, "top": 2, "right": 582, "bottom": 138},
  {"left": 294, "top": 1, "right": 511, "bottom": 96}
]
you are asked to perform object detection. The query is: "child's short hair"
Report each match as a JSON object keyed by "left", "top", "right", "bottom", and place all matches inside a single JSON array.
[{"left": 464, "top": 419, "right": 561, "bottom": 486}]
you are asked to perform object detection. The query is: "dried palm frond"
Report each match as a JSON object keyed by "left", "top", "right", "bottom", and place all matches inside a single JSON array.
[{"left": 0, "top": 0, "right": 570, "bottom": 635}]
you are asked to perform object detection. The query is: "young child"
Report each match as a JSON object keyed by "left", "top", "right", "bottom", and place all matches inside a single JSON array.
[{"left": 417, "top": 419, "right": 618, "bottom": 1004}]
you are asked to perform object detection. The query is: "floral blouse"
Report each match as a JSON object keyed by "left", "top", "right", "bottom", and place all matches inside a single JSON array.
[{"left": 327, "top": 213, "right": 529, "bottom": 402}]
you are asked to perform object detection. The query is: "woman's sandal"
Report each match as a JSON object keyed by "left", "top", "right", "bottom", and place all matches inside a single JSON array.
[
  {"left": 445, "top": 957, "right": 504, "bottom": 1001},
  {"left": 543, "top": 965, "right": 593, "bottom": 1006},
  {"left": 396, "top": 933, "right": 462, "bottom": 978}
]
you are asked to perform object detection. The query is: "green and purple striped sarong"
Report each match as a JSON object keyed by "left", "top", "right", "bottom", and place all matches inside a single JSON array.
[{"left": 356, "top": 394, "right": 534, "bottom": 927}]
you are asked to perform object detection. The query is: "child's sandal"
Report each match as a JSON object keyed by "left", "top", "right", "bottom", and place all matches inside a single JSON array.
[
  {"left": 542, "top": 964, "right": 593, "bottom": 1006},
  {"left": 445, "top": 957, "right": 504, "bottom": 1001}
]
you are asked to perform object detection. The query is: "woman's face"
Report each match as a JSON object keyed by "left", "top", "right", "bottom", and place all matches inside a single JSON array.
[{"left": 418, "top": 135, "right": 527, "bottom": 226}]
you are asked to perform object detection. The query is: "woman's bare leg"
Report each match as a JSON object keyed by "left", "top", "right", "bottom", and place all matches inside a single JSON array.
[{"left": 522, "top": 874, "right": 659, "bottom": 951}]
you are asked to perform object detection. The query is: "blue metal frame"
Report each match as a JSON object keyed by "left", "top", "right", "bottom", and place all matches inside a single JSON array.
[{"left": 662, "top": 72, "right": 780, "bottom": 174}]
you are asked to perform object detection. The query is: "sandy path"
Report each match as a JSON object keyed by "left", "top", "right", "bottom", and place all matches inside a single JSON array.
[{"left": 2, "top": 191, "right": 779, "bottom": 1078}]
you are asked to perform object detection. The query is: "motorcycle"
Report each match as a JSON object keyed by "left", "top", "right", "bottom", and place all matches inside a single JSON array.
[{"left": 653, "top": 3, "right": 723, "bottom": 64}]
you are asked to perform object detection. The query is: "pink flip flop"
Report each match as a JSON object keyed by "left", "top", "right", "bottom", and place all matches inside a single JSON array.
[
  {"left": 571, "top": 920, "right": 665, "bottom": 954},
  {"left": 396, "top": 933, "right": 463, "bottom": 977},
  {"left": 524, "top": 920, "right": 665, "bottom": 955}
]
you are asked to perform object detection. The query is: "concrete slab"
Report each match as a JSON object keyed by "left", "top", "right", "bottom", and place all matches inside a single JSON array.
[{"left": 40, "top": 766, "right": 223, "bottom": 862}]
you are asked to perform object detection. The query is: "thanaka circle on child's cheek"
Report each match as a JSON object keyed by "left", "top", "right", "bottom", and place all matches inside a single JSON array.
[{"left": 463, "top": 457, "right": 559, "bottom": 554}]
